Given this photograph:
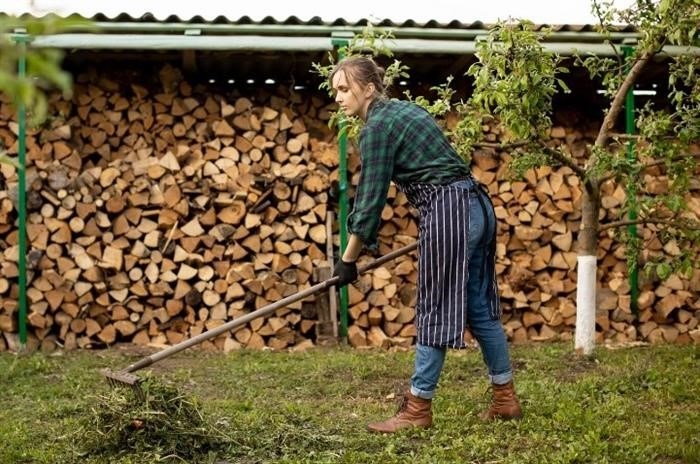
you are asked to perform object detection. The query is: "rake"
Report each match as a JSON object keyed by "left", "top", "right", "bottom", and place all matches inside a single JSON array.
[{"left": 102, "top": 242, "right": 418, "bottom": 394}]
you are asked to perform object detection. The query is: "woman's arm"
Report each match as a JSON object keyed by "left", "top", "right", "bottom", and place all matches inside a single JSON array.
[{"left": 342, "top": 234, "right": 364, "bottom": 262}]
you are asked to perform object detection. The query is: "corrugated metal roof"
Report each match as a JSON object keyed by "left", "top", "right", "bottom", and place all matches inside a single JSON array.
[
  {"left": 1, "top": 9, "right": 668, "bottom": 117},
  {"left": 1, "top": 10, "right": 651, "bottom": 87},
  {"left": 6, "top": 11, "right": 638, "bottom": 33}
]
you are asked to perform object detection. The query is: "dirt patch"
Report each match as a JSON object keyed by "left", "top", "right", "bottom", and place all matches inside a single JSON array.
[{"left": 558, "top": 352, "right": 600, "bottom": 381}]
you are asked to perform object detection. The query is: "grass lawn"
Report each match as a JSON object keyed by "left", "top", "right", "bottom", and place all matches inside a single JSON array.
[{"left": 0, "top": 342, "right": 698, "bottom": 463}]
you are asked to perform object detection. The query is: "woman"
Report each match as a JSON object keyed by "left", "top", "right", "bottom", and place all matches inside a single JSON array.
[{"left": 330, "top": 56, "right": 522, "bottom": 433}]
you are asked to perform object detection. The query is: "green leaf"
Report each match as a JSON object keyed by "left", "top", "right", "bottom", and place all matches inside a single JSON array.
[
  {"left": 557, "top": 79, "right": 571, "bottom": 93},
  {"left": 656, "top": 262, "right": 672, "bottom": 280},
  {"left": 0, "top": 151, "right": 19, "bottom": 167}
]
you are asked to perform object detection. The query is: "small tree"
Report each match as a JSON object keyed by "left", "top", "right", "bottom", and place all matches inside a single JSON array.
[
  {"left": 314, "top": 0, "right": 699, "bottom": 355},
  {"left": 0, "top": 13, "right": 82, "bottom": 164},
  {"left": 452, "top": 0, "right": 699, "bottom": 354}
]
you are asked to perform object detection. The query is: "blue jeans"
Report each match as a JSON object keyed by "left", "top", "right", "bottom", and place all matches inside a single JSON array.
[{"left": 410, "top": 179, "right": 513, "bottom": 399}]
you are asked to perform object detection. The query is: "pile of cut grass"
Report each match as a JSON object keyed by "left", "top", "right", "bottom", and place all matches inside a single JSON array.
[{"left": 74, "top": 374, "right": 235, "bottom": 462}]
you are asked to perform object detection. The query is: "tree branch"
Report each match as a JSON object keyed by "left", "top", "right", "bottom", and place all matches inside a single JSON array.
[
  {"left": 543, "top": 147, "right": 587, "bottom": 178},
  {"left": 599, "top": 218, "right": 700, "bottom": 232},
  {"left": 599, "top": 152, "right": 700, "bottom": 184},
  {"left": 592, "top": 0, "right": 623, "bottom": 59},
  {"left": 638, "top": 152, "right": 700, "bottom": 170},
  {"left": 609, "top": 133, "right": 678, "bottom": 141},
  {"left": 595, "top": 53, "right": 651, "bottom": 148},
  {"left": 473, "top": 141, "right": 528, "bottom": 150},
  {"left": 472, "top": 142, "right": 586, "bottom": 177}
]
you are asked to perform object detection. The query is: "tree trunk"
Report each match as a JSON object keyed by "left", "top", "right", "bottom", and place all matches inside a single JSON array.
[
  {"left": 575, "top": 180, "right": 600, "bottom": 355},
  {"left": 573, "top": 52, "right": 652, "bottom": 354}
]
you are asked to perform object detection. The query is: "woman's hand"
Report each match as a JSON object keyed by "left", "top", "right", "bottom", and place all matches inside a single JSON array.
[{"left": 332, "top": 259, "right": 358, "bottom": 287}]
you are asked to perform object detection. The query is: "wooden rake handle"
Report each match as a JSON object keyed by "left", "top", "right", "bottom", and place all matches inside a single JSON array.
[{"left": 122, "top": 241, "right": 418, "bottom": 373}]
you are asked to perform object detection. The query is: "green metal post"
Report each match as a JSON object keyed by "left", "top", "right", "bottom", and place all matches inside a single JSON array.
[
  {"left": 623, "top": 44, "right": 639, "bottom": 318},
  {"left": 337, "top": 116, "right": 349, "bottom": 339},
  {"left": 331, "top": 33, "right": 351, "bottom": 339},
  {"left": 14, "top": 31, "right": 29, "bottom": 349}
]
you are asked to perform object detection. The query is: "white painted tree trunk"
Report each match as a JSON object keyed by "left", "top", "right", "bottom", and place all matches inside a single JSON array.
[{"left": 575, "top": 255, "right": 597, "bottom": 355}]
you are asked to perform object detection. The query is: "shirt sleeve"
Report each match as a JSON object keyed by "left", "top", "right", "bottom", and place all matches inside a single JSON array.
[{"left": 347, "top": 122, "right": 394, "bottom": 250}]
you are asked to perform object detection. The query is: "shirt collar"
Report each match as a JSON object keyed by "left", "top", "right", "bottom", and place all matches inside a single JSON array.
[{"left": 366, "top": 98, "right": 387, "bottom": 121}]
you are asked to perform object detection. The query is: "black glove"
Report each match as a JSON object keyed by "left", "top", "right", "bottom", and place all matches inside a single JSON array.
[{"left": 332, "top": 259, "right": 358, "bottom": 287}]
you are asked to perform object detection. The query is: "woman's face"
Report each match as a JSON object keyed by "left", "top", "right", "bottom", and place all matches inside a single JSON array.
[{"left": 331, "top": 70, "right": 374, "bottom": 120}]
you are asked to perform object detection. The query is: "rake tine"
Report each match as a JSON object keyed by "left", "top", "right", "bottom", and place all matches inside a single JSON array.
[{"left": 102, "top": 368, "right": 145, "bottom": 400}]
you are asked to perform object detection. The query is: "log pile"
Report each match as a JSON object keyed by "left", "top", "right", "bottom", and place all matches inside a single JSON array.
[
  {"left": 0, "top": 66, "right": 698, "bottom": 352},
  {"left": 0, "top": 67, "right": 343, "bottom": 352}
]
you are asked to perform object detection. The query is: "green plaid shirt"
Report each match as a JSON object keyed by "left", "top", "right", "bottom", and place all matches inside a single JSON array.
[{"left": 347, "top": 98, "right": 470, "bottom": 248}]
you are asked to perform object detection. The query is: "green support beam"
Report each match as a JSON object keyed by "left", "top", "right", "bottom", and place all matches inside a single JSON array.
[
  {"left": 623, "top": 44, "right": 639, "bottom": 318},
  {"left": 13, "top": 30, "right": 29, "bottom": 349},
  {"left": 331, "top": 32, "right": 352, "bottom": 340}
]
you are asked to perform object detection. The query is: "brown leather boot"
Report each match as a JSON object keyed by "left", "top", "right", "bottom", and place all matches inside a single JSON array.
[
  {"left": 367, "top": 392, "right": 432, "bottom": 433},
  {"left": 480, "top": 381, "right": 522, "bottom": 420}
]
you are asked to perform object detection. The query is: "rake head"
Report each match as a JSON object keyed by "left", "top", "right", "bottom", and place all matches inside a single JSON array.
[{"left": 102, "top": 368, "right": 144, "bottom": 398}]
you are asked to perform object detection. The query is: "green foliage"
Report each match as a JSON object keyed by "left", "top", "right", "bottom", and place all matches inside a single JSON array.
[
  {"left": 467, "top": 21, "right": 569, "bottom": 143},
  {"left": 587, "top": 143, "right": 637, "bottom": 184},
  {"left": 313, "top": 22, "right": 573, "bottom": 172},
  {"left": 586, "top": 0, "right": 700, "bottom": 276},
  {"left": 575, "top": 53, "right": 623, "bottom": 100},
  {"left": 413, "top": 21, "right": 574, "bottom": 171},
  {"left": 447, "top": 105, "right": 490, "bottom": 164},
  {"left": 641, "top": 220, "right": 699, "bottom": 281},
  {"left": 0, "top": 15, "right": 88, "bottom": 122},
  {"left": 313, "top": 25, "right": 403, "bottom": 95},
  {"left": 405, "top": 78, "right": 490, "bottom": 164},
  {"left": 405, "top": 76, "right": 457, "bottom": 118},
  {"left": 478, "top": 1, "right": 700, "bottom": 279},
  {"left": 507, "top": 147, "right": 554, "bottom": 179},
  {"left": 312, "top": 24, "right": 409, "bottom": 142},
  {"left": 0, "top": 14, "right": 91, "bottom": 166}
]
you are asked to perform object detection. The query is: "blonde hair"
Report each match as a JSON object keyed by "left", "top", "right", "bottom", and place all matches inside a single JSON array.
[{"left": 330, "top": 56, "right": 387, "bottom": 99}]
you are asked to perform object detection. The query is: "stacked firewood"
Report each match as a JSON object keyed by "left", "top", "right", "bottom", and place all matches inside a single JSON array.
[
  {"left": 0, "top": 65, "right": 697, "bottom": 352},
  {"left": 0, "top": 66, "right": 346, "bottom": 352}
]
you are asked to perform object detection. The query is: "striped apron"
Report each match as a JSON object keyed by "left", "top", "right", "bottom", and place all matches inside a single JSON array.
[{"left": 396, "top": 177, "right": 501, "bottom": 348}]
